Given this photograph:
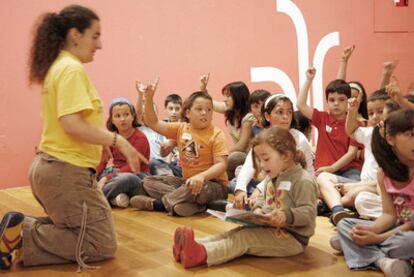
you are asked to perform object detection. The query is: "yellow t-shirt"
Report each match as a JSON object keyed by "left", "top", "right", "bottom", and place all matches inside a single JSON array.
[
  {"left": 39, "top": 50, "right": 104, "bottom": 168},
  {"left": 164, "top": 122, "right": 229, "bottom": 185}
]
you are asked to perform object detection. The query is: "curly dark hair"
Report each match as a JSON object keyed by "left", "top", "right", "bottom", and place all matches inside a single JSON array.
[{"left": 28, "top": 5, "right": 99, "bottom": 84}]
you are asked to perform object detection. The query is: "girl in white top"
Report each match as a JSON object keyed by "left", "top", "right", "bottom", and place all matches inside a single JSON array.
[{"left": 234, "top": 94, "right": 314, "bottom": 209}]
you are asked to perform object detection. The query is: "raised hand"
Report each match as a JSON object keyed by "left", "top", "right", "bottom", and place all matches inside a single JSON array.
[
  {"left": 306, "top": 67, "right": 316, "bottom": 80},
  {"left": 386, "top": 76, "right": 403, "bottom": 102},
  {"left": 135, "top": 80, "right": 148, "bottom": 94},
  {"left": 200, "top": 73, "right": 210, "bottom": 92},
  {"left": 383, "top": 60, "right": 398, "bottom": 74},
  {"left": 341, "top": 45, "right": 355, "bottom": 61},
  {"left": 348, "top": 96, "right": 360, "bottom": 114}
]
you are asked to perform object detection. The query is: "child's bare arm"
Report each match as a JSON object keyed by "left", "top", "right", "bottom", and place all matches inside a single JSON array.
[
  {"left": 160, "top": 139, "right": 177, "bottom": 157},
  {"left": 186, "top": 155, "right": 227, "bottom": 195},
  {"left": 336, "top": 45, "right": 355, "bottom": 80},
  {"left": 345, "top": 96, "right": 361, "bottom": 139},
  {"left": 386, "top": 78, "right": 414, "bottom": 110},
  {"left": 141, "top": 78, "right": 171, "bottom": 136},
  {"left": 379, "top": 61, "right": 398, "bottom": 89},
  {"left": 135, "top": 81, "right": 145, "bottom": 125},
  {"left": 230, "top": 120, "right": 253, "bottom": 152},
  {"left": 316, "top": 145, "right": 358, "bottom": 175},
  {"left": 296, "top": 68, "right": 316, "bottom": 119}
]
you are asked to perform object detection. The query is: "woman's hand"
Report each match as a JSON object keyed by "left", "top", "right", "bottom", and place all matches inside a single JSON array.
[
  {"left": 97, "top": 177, "right": 107, "bottom": 190},
  {"left": 185, "top": 174, "right": 205, "bottom": 195},
  {"left": 116, "top": 135, "right": 148, "bottom": 174}
]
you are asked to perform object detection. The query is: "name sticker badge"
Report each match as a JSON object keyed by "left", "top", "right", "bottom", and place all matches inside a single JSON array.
[
  {"left": 325, "top": 125, "right": 332, "bottom": 133},
  {"left": 182, "top": 132, "right": 192, "bottom": 140},
  {"left": 279, "top": 181, "right": 292, "bottom": 191}
]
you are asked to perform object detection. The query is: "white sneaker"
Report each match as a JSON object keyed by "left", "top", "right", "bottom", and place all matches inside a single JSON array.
[
  {"left": 329, "top": 235, "right": 342, "bottom": 252},
  {"left": 110, "top": 193, "right": 130, "bottom": 208},
  {"left": 375, "top": 257, "right": 413, "bottom": 277}
]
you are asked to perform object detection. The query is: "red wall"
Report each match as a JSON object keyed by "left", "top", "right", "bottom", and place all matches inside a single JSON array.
[{"left": 1, "top": 0, "right": 413, "bottom": 188}]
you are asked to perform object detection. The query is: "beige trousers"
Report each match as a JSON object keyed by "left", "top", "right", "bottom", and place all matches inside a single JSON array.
[
  {"left": 197, "top": 226, "right": 304, "bottom": 266},
  {"left": 23, "top": 152, "right": 117, "bottom": 266}
]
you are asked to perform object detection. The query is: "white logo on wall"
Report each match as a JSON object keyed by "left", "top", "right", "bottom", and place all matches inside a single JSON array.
[{"left": 250, "top": 0, "right": 340, "bottom": 111}]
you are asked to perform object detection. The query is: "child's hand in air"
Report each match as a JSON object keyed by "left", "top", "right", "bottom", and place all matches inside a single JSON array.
[
  {"left": 306, "top": 68, "right": 316, "bottom": 80},
  {"left": 200, "top": 73, "right": 210, "bottom": 92},
  {"left": 135, "top": 77, "right": 159, "bottom": 99},
  {"left": 341, "top": 45, "right": 355, "bottom": 61},
  {"left": 347, "top": 96, "right": 360, "bottom": 114},
  {"left": 383, "top": 60, "right": 398, "bottom": 74},
  {"left": 386, "top": 76, "right": 403, "bottom": 103}
]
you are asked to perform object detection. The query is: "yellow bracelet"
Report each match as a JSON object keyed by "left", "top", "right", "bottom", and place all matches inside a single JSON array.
[{"left": 111, "top": 132, "right": 117, "bottom": 148}]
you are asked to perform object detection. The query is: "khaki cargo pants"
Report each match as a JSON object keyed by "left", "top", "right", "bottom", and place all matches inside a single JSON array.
[{"left": 23, "top": 152, "right": 117, "bottom": 267}]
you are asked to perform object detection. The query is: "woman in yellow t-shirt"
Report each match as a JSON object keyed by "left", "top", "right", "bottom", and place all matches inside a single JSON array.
[{"left": 0, "top": 5, "right": 146, "bottom": 271}]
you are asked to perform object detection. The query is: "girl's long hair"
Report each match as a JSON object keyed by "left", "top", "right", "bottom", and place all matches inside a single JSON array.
[
  {"left": 222, "top": 81, "right": 250, "bottom": 128},
  {"left": 372, "top": 109, "right": 414, "bottom": 182}
]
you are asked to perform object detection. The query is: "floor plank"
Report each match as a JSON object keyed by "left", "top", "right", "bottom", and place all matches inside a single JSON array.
[{"left": 0, "top": 187, "right": 382, "bottom": 276}]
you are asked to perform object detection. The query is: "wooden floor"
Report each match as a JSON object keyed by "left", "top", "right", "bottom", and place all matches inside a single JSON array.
[{"left": 0, "top": 187, "right": 382, "bottom": 277}]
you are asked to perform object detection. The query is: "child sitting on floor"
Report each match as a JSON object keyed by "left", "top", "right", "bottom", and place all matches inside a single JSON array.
[{"left": 172, "top": 126, "right": 317, "bottom": 268}]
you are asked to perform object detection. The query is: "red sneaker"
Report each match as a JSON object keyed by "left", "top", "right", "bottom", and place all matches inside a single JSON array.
[
  {"left": 180, "top": 227, "right": 207, "bottom": 269},
  {"left": 172, "top": 226, "right": 185, "bottom": 262}
]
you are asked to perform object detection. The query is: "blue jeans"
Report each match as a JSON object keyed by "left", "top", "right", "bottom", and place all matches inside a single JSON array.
[
  {"left": 102, "top": 172, "right": 148, "bottom": 200},
  {"left": 337, "top": 217, "right": 414, "bottom": 270},
  {"left": 335, "top": 168, "right": 361, "bottom": 181},
  {"left": 149, "top": 158, "right": 182, "bottom": 177},
  {"left": 229, "top": 177, "right": 258, "bottom": 196}
]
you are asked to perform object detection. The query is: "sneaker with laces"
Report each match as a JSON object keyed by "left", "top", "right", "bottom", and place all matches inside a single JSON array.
[
  {"left": 0, "top": 212, "right": 24, "bottom": 270},
  {"left": 375, "top": 257, "right": 413, "bottom": 277},
  {"left": 130, "top": 195, "right": 155, "bottom": 210},
  {"left": 180, "top": 227, "right": 207, "bottom": 268},
  {"left": 109, "top": 193, "right": 130, "bottom": 208},
  {"left": 329, "top": 235, "right": 342, "bottom": 252},
  {"left": 173, "top": 203, "right": 206, "bottom": 217},
  {"left": 330, "top": 210, "right": 359, "bottom": 226}
]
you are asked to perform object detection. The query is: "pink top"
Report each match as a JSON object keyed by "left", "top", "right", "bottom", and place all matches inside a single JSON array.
[{"left": 383, "top": 173, "right": 414, "bottom": 224}]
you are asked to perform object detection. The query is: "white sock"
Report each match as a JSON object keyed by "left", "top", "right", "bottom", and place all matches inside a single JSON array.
[{"left": 375, "top": 257, "right": 412, "bottom": 277}]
